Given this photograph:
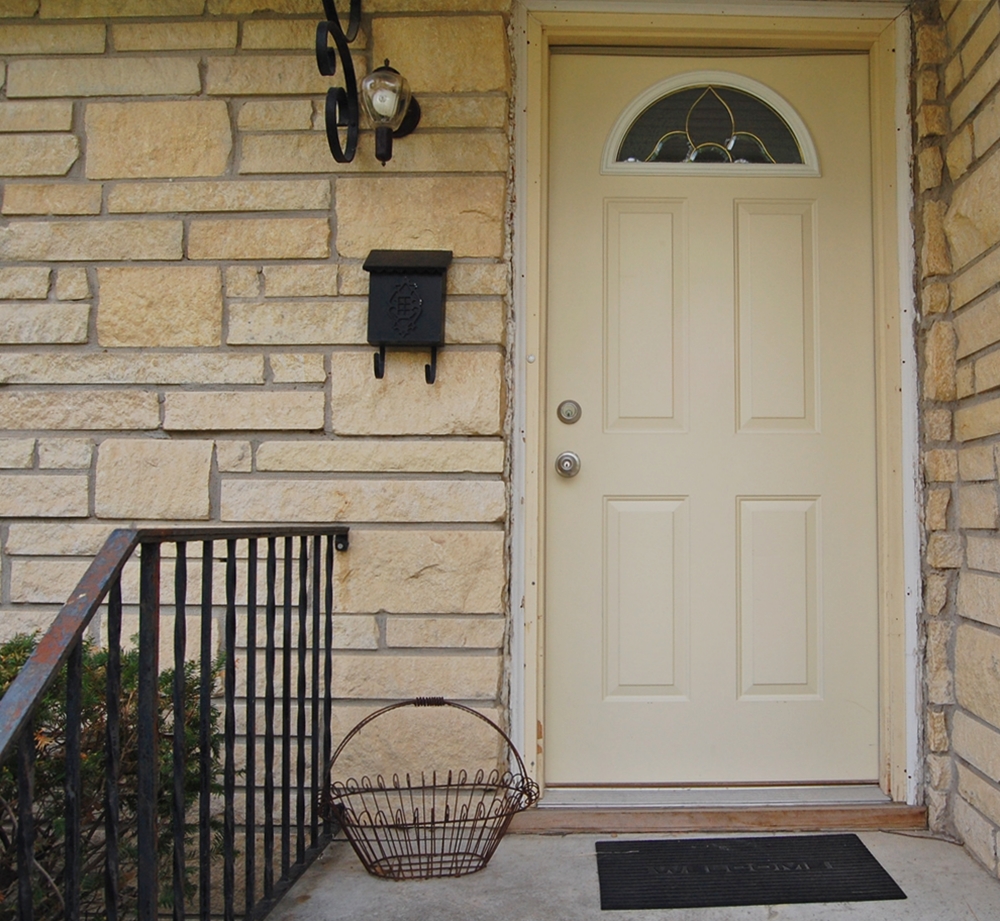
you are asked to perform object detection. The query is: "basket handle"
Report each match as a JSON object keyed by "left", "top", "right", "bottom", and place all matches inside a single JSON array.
[{"left": 328, "top": 697, "right": 532, "bottom": 780}]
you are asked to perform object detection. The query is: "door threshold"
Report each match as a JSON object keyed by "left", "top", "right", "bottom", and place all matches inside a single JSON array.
[
  {"left": 538, "top": 784, "right": 891, "bottom": 809},
  {"left": 510, "top": 801, "right": 926, "bottom": 835}
]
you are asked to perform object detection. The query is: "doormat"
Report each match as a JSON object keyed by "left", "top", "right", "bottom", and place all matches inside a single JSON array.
[{"left": 595, "top": 834, "right": 906, "bottom": 910}]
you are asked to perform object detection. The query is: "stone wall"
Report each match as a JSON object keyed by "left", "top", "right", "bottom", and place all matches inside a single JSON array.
[
  {"left": 916, "top": 0, "right": 1000, "bottom": 874},
  {"left": 0, "top": 0, "right": 513, "bottom": 741}
]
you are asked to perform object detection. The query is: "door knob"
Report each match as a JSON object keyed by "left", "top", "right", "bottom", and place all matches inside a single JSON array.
[{"left": 555, "top": 451, "right": 581, "bottom": 477}]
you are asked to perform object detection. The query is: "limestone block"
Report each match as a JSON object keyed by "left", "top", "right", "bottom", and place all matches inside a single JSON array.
[
  {"left": 187, "top": 218, "right": 329, "bottom": 260},
  {"left": 228, "top": 300, "right": 363, "bottom": 344},
  {"left": 0, "top": 134, "right": 79, "bottom": 176},
  {"left": 924, "top": 448, "right": 958, "bottom": 481},
  {"left": 10, "top": 559, "right": 90, "bottom": 603},
  {"left": 237, "top": 99, "right": 313, "bottom": 130},
  {"left": 239, "top": 130, "right": 507, "bottom": 174},
  {"left": 924, "top": 321, "right": 957, "bottom": 401},
  {"left": 2, "top": 183, "right": 102, "bottom": 215},
  {"left": 329, "top": 704, "right": 503, "bottom": 781},
  {"left": 925, "top": 619, "right": 954, "bottom": 704},
  {"left": 945, "top": 155, "right": 1000, "bottom": 270},
  {"left": 206, "top": 0, "right": 316, "bottom": 12},
  {"left": 56, "top": 267, "right": 90, "bottom": 300},
  {"left": 975, "top": 95, "right": 1000, "bottom": 159},
  {"left": 447, "top": 300, "right": 505, "bottom": 344},
  {"left": 331, "top": 616, "right": 379, "bottom": 650},
  {"left": 0, "top": 219, "right": 182, "bottom": 261},
  {"left": 925, "top": 407, "right": 952, "bottom": 442},
  {"left": 0, "top": 353, "right": 262, "bottom": 385},
  {"left": 927, "top": 753, "right": 954, "bottom": 790},
  {"left": 0, "top": 611, "right": 62, "bottom": 644},
  {"left": 948, "top": 0, "right": 990, "bottom": 47},
  {"left": 336, "top": 176, "right": 505, "bottom": 257},
  {"left": 0, "top": 474, "right": 88, "bottom": 517},
  {"left": 927, "top": 532, "right": 963, "bottom": 569},
  {"left": 0, "top": 266, "right": 48, "bottom": 299},
  {"left": 96, "top": 438, "right": 213, "bottom": 520},
  {"left": 0, "top": 391, "right": 160, "bottom": 430},
  {"left": 226, "top": 265, "right": 260, "bottom": 298},
  {"left": 332, "top": 654, "right": 499, "bottom": 701},
  {"left": 957, "top": 397, "right": 1000, "bottom": 441},
  {"left": 0, "top": 23, "right": 104, "bottom": 54},
  {"left": 959, "top": 571, "right": 1000, "bottom": 626},
  {"left": 0, "top": 101, "right": 72, "bottom": 133},
  {"left": 206, "top": 55, "right": 331, "bottom": 95},
  {"left": 256, "top": 439, "right": 504, "bottom": 473},
  {"left": 977, "top": 351, "right": 1000, "bottom": 393},
  {"left": 954, "top": 44, "right": 1000, "bottom": 127},
  {"left": 922, "top": 281, "right": 950, "bottom": 316},
  {"left": 97, "top": 265, "right": 223, "bottom": 347},
  {"left": 330, "top": 351, "right": 503, "bottom": 435},
  {"left": 957, "top": 623, "right": 1000, "bottom": 729},
  {"left": 958, "top": 483, "right": 999, "bottom": 528},
  {"left": 386, "top": 616, "right": 504, "bottom": 649},
  {"left": 915, "top": 24, "right": 947, "bottom": 66},
  {"left": 222, "top": 478, "right": 505, "bottom": 523},
  {"left": 969, "top": 538, "right": 1000, "bottom": 577},
  {"left": 5, "top": 522, "right": 113, "bottom": 555},
  {"left": 919, "top": 145, "right": 943, "bottom": 191},
  {"left": 0, "top": 1, "right": 39, "bottom": 17},
  {"left": 372, "top": 17, "right": 509, "bottom": 93},
  {"left": 945, "top": 56, "right": 964, "bottom": 96},
  {"left": 927, "top": 709, "right": 949, "bottom": 753},
  {"left": 215, "top": 440, "right": 251, "bottom": 473},
  {"left": 952, "top": 796, "right": 997, "bottom": 874},
  {"left": 264, "top": 264, "right": 338, "bottom": 297},
  {"left": 420, "top": 95, "right": 508, "bottom": 129},
  {"left": 38, "top": 438, "right": 92, "bottom": 469},
  {"left": 960, "top": 444, "right": 996, "bottom": 480},
  {"left": 956, "top": 291, "right": 1000, "bottom": 358},
  {"left": 926, "top": 487, "right": 950, "bottom": 531},
  {"left": 917, "top": 69, "right": 939, "bottom": 106},
  {"left": 164, "top": 391, "right": 324, "bottom": 431},
  {"left": 0, "top": 439, "right": 34, "bottom": 469},
  {"left": 957, "top": 363, "right": 975, "bottom": 399},
  {"left": 959, "top": 764, "right": 1000, "bottom": 835},
  {"left": 113, "top": 21, "right": 237, "bottom": 50},
  {"left": 7, "top": 58, "right": 200, "bottom": 98},
  {"left": 0, "top": 304, "right": 89, "bottom": 344},
  {"left": 954, "top": 248, "right": 1000, "bottom": 308},
  {"left": 946, "top": 126, "right": 973, "bottom": 181},
  {"left": 917, "top": 105, "right": 948, "bottom": 139},
  {"left": 242, "top": 20, "right": 316, "bottom": 49},
  {"left": 333, "top": 529, "right": 503, "bottom": 613},
  {"left": 269, "top": 353, "right": 326, "bottom": 383},
  {"left": 925, "top": 571, "right": 948, "bottom": 616},
  {"left": 86, "top": 101, "right": 230, "bottom": 180},
  {"left": 108, "top": 179, "right": 328, "bottom": 213},
  {"left": 921, "top": 199, "right": 951, "bottom": 278},
  {"left": 962, "top": 4, "right": 1000, "bottom": 74},
  {"left": 40, "top": 0, "right": 204, "bottom": 14},
  {"left": 955, "top": 710, "right": 1000, "bottom": 782}
]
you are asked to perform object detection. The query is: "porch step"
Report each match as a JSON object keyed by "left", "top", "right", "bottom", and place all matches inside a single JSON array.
[{"left": 509, "top": 803, "right": 927, "bottom": 834}]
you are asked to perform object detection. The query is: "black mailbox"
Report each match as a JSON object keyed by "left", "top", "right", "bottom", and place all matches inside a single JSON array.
[{"left": 363, "top": 249, "right": 452, "bottom": 384}]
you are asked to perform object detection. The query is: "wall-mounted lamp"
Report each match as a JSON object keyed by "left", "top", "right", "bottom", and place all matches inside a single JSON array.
[{"left": 316, "top": 1, "right": 421, "bottom": 165}]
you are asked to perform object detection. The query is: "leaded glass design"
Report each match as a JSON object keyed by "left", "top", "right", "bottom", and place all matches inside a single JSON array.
[{"left": 617, "top": 85, "right": 803, "bottom": 165}]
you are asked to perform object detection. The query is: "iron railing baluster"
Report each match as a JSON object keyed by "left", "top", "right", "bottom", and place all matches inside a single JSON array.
[
  {"left": 173, "top": 542, "right": 188, "bottom": 921},
  {"left": 224, "top": 539, "right": 238, "bottom": 921},
  {"left": 264, "top": 537, "right": 277, "bottom": 899},
  {"left": 246, "top": 538, "right": 258, "bottom": 916},
  {"left": 296, "top": 538, "right": 308, "bottom": 865},
  {"left": 16, "top": 720, "right": 35, "bottom": 921},
  {"left": 137, "top": 542, "right": 161, "bottom": 921},
  {"left": 65, "top": 641, "right": 83, "bottom": 921},
  {"left": 281, "top": 536, "right": 292, "bottom": 881},
  {"left": 199, "top": 541, "right": 213, "bottom": 921},
  {"left": 311, "top": 534, "right": 321, "bottom": 847},
  {"left": 323, "top": 536, "right": 334, "bottom": 837},
  {"left": 105, "top": 579, "right": 122, "bottom": 921}
]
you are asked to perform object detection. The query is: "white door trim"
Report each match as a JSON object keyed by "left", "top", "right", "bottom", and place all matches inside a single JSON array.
[{"left": 508, "top": 0, "right": 919, "bottom": 803}]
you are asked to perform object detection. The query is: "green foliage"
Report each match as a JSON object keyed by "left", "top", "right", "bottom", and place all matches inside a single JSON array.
[{"left": 0, "top": 634, "right": 225, "bottom": 921}]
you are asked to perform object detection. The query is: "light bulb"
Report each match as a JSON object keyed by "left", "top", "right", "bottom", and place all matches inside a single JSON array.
[{"left": 370, "top": 87, "right": 398, "bottom": 119}]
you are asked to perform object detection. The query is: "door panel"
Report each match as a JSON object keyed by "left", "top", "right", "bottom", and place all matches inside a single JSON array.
[{"left": 545, "top": 53, "right": 878, "bottom": 784}]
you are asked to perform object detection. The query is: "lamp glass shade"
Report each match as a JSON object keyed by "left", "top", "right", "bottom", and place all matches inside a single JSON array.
[{"left": 361, "top": 67, "right": 411, "bottom": 131}]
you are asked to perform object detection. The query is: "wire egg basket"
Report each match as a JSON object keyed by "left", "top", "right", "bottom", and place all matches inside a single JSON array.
[{"left": 325, "top": 697, "right": 539, "bottom": 880}]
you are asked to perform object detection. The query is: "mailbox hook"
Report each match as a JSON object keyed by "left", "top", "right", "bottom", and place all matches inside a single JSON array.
[
  {"left": 373, "top": 345, "right": 386, "bottom": 379},
  {"left": 425, "top": 347, "right": 437, "bottom": 385}
]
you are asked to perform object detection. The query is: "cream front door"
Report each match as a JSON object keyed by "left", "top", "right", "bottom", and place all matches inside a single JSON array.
[{"left": 544, "top": 52, "right": 879, "bottom": 784}]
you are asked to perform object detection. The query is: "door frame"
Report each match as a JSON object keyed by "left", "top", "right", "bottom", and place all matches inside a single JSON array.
[{"left": 509, "top": 2, "right": 919, "bottom": 803}]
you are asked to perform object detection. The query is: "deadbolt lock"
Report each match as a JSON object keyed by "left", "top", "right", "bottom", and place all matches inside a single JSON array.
[
  {"left": 557, "top": 400, "right": 582, "bottom": 424},
  {"left": 555, "top": 451, "right": 581, "bottom": 478}
]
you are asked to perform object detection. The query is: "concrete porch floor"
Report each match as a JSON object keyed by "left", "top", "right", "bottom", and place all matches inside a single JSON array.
[{"left": 269, "top": 831, "right": 1000, "bottom": 921}]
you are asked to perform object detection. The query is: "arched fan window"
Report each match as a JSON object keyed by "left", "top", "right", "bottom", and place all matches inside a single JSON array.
[{"left": 602, "top": 71, "right": 819, "bottom": 177}]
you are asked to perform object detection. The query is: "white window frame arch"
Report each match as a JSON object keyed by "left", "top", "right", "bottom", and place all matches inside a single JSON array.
[{"left": 601, "top": 69, "right": 821, "bottom": 177}]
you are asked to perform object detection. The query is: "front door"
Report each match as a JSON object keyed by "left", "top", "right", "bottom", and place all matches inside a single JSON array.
[{"left": 545, "top": 52, "right": 879, "bottom": 785}]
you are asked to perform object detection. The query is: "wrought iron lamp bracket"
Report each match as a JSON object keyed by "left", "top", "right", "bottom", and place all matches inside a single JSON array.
[{"left": 316, "top": 0, "right": 362, "bottom": 163}]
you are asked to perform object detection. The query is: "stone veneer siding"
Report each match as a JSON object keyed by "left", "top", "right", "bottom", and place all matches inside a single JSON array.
[
  {"left": 0, "top": 0, "right": 514, "bottom": 748},
  {"left": 917, "top": 0, "right": 1000, "bottom": 875}
]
